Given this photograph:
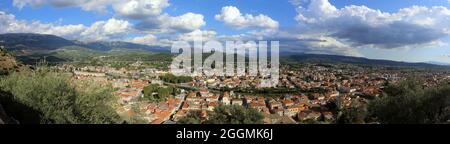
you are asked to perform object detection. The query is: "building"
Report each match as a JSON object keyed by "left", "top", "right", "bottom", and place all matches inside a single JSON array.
[
  {"left": 222, "top": 91, "right": 231, "bottom": 105},
  {"left": 281, "top": 99, "right": 294, "bottom": 107},
  {"left": 74, "top": 71, "right": 106, "bottom": 77},
  {"left": 117, "top": 88, "right": 141, "bottom": 103},
  {"left": 199, "top": 88, "right": 209, "bottom": 97},
  {"left": 298, "top": 110, "right": 322, "bottom": 121},
  {"left": 231, "top": 98, "right": 243, "bottom": 106}
]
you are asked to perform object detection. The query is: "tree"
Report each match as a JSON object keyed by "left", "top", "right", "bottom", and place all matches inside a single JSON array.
[
  {"left": 142, "top": 84, "right": 176, "bottom": 102},
  {"left": 0, "top": 68, "right": 121, "bottom": 124},
  {"left": 368, "top": 77, "right": 450, "bottom": 124},
  {"left": 177, "top": 111, "right": 203, "bottom": 124},
  {"left": 73, "top": 80, "right": 121, "bottom": 124},
  {"left": 337, "top": 103, "right": 368, "bottom": 124},
  {"left": 205, "top": 105, "right": 264, "bottom": 124},
  {"left": 160, "top": 74, "right": 192, "bottom": 83},
  {"left": 177, "top": 105, "right": 264, "bottom": 124}
]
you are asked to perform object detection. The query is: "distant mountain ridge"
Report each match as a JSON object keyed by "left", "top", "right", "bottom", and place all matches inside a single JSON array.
[
  {"left": 424, "top": 61, "right": 450, "bottom": 66},
  {"left": 0, "top": 33, "right": 448, "bottom": 68},
  {"left": 0, "top": 33, "right": 169, "bottom": 53},
  {"left": 0, "top": 33, "right": 76, "bottom": 51},
  {"left": 284, "top": 53, "right": 447, "bottom": 68}
]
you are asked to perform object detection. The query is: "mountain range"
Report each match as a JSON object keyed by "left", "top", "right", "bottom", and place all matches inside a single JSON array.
[
  {"left": 0, "top": 33, "right": 448, "bottom": 68},
  {"left": 283, "top": 53, "right": 446, "bottom": 68},
  {"left": 0, "top": 33, "right": 168, "bottom": 52}
]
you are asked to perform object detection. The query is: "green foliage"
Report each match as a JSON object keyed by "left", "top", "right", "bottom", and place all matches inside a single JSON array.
[
  {"left": 337, "top": 101, "right": 368, "bottom": 124},
  {"left": 51, "top": 46, "right": 101, "bottom": 61},
  {"left": 73, "top": 81, "right": 121, "bottom": 124},
  {"left": 0, "top": 68, "right": 121, "bottom": 124},
  {"left": 368, "top": 77, "right": 450, "bottom": 124},
  {"left": 206, "top": 105, "right": 264, "bottom": 124},
  {"left": 177, "top": 111, "right": 203, "bottom": 124},
  {"left": 142, "top": 84, "right": 176, "bottom": 102},
  {"left": 160, "top": 73, "right": 192, "bottom": 83},
  {"left": 177, "top": 105, "right": 264, "bottom": 124}
]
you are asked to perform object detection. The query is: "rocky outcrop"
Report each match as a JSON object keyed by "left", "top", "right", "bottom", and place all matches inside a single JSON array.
[
  {"left": 0, "top": 102, "right": 20, "bottom": 124},
  {"left": 0, "top": 45, "right": 25, "bottom": 75}
]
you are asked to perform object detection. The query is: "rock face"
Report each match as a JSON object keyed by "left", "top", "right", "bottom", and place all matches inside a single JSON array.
[
  {"left": 0, "top": 104, "right": 12, "bottom": 124},
  {"left": 0, "top": 44, "right": 24, "bottom": 75},
  {"left": 0, "top": 96, "right": 20, "bottom": 124}
]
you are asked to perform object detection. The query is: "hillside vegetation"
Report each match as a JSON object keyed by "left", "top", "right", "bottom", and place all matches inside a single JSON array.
[{"left": 0, "top": 68, "right": 122, "bottom": 124}]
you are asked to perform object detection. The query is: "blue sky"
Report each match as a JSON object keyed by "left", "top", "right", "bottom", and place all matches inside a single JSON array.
[{"left": 0, "top": 0, "right": 450, "bottom": 63}]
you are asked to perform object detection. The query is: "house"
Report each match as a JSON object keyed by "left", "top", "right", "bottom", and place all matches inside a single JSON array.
[
  {"left": 208, "top": 102, "right": 218, "bottom": 111},
  {"left": 173, "top": 110, "right": 188, "bottom": 121},
  {"left": 283, "top": 105, "right": 300, "bottom": 117},
  {"left": 249, "top": 101, "right": 266, "bottom": 111},
  {"left": 112, "top": 79, "right": 130, "bottom": 88},
  {"left": 206, "top": 95, "right": 219, "bottom": 102},
  {"left": 117, "top": 88, "right": 141, "bottom": 103},
  {"left": 74, "top": 71, "right": 106, "bottom": 77},
  {"left": 268, "top": 100, "right": 283, "bottom": 110},
  {"left": 231, "top": 98, "right": 243, "bottom": 106},
  {"left": 273, "top": 108, "right": 284, "bottom": 116},
  {"left": 151, "top": 79, "right": 163, "bottom": 86},
  {"left": 222, "top": 91, "right": 231, "bottom": 105},
  {"left": 298, "top": 110, "right": 322, "bottom": 121},
  {"left": 131, "top": 79, "right": 149, "bottom": 89},
  {"left": 281, "top": 99, "right": 294, "bottom": 107},
  {"left": 199, "top": 88, "right": 209, "bottom": 97}
]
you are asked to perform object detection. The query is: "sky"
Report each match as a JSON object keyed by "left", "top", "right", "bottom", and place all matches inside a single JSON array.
[{"left": 0, "top": 0, "right": 450, "bottom": 63}]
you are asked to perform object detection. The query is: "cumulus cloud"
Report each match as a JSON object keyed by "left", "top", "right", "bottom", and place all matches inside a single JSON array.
[
  {"left": 113, "top": 0, "right": 169, "bottom": 19},
  {"left": 215, "top": 6, "right": 279, "bottom": 29},
  {"left": 137, "top": 12, "right": 206, "bottom": 33},
  {"left": 80, "top": 18, "right": 132, "bottom": 41},
  {"left": 0, "top": 11, "right": 86, "bottom": 39},
  {"left": 129, "top": 29, "right": 218, "bottom": 47},
  {"left": 11, "top": 0, "right": 207, "bottom": 40},
  {"left": 0, "top": 11, "right": 133, "bottom": 41},
  {"left": 294, "top": 0, "right": 450, "bottom": 49}
]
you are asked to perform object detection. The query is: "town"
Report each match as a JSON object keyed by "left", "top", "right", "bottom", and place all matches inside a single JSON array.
[{"left": 54, "top": 61, "right": 450, "bottom": 124}]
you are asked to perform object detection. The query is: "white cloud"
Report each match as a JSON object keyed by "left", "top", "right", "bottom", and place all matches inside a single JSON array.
[
  {"left": 0, "top": 11, "right": 135, "bottom": 41},
  {"left": 129, "top": 34, "right": 157, "bottom": 45},
  {"left": 160, "top": 13, "right": 206, "bottom": 31},
  {"left": 0, "top": 11, "right": 86, "bottom": 39},
  {"left": 221, "top": 29, "right": 363, "bottom": 57},
  {"left": 12, "top": 0, "right": 207, "bottom": 38},
  {"left": 215, "top": 6, "right": 279, "bottom": 29},
  {"left": 294, "top": 0, "right": 450, "bottom": 49},
  {"left": 81, "top": 18, "right": 132, "bottom": 41},
  {"left": 137, "top": 12, "right": 206, "bottom": 33},
  {"left": 177, "top": 29, "right": 216, "bottom": 41},
  {"left": 13, "top": 0, "right": 113, "bottom": 13},
  {"left": 13, "top": 0, "right": 170, "bottom": 19},
  {"left": 113, "top": 0, "right": 169, "bottom": 19},
  {"left": 129, "top": 29, "right": 217, "bottom": 47}
]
